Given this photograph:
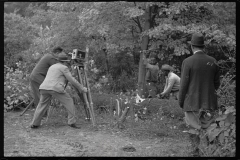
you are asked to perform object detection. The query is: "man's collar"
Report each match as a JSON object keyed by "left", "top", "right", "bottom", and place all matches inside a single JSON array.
[
  {"left": 193, "top": 50, "right": 202, "bottom": 54},
  {"left": 193, "top": 50, "right": 203, "bottom": 54}
]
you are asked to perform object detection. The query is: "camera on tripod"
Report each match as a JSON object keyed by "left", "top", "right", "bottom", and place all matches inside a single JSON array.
[{"left": 68, "top": 49, "right": 86, "bottom": 66}]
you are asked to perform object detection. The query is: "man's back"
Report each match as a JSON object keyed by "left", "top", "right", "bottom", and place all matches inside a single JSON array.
[
  {"left": 179, "top": 51, "right": 220, "bottom": 112},
  {"left": 146, "top": 64, "right": 159, "bottom": 82},
  {"left": 40, "top": 63, "right": 68, "bottom": 93},
  {"left": 168, "top": 72, "right": 180, "bottom": 91},
  {"left": 40, "top": 63, "right": 85, "bottom": 94},
  {"left": 30, "top": 54, "right": 58, "bottom": 84},
  {"left": 185, "top": 52, "right": 219, "bottom": 90}
]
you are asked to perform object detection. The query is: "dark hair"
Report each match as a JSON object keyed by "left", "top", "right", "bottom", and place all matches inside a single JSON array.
[
  {"left": 192, "top": 45, "right": 204, "bottom": 50},
  {"left": 52, "top": 47, "right": 63, "bottom": 54}
]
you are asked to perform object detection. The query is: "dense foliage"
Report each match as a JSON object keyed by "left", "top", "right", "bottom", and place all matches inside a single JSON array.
[{"left": 4, "top": 2, "right": 235, "bottom": 157}]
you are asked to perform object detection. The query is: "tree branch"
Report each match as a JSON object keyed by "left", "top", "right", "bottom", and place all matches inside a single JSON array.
[
  {"left": 133, "top": 2, "right": 143, "bottom": 32},
  {"left": 132, "top": 18, "right": 143, "bottom": 33}
]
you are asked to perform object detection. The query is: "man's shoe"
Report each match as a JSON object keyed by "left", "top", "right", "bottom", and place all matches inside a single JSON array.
[
  {"left": 30, "top": 125, "right": 39, "bottom": 129},
  {"left": 68, "top": 124, "right": 81, "bottom": 129}
]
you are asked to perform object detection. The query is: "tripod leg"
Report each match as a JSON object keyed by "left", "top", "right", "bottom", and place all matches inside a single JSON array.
[
  {"left": 20, "top": 99, "right": 34, "bottom": 116},
  {"left": 82, "top": 68, "right": 96, "bottom": 126},
  {"left": 78, "top": 92, "right": 90, "bottom": 121},
  {"left": 76, "top": 67, "right": 91, "bottom": 121},
  {"left": 84, "top": 104, "right": 91, "bottom": 121}
]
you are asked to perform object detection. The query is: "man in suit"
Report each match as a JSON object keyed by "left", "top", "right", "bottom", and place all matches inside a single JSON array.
[
  {"left": 30, "top": 47, "right": 63, "bottom": 108},
  {"left": 160, "top": 64, "right": 180, "bottom": 100},
  {"left": 30, "top": 52, "right": 88, "bottom": 129},
  {"left": 178, "top": 33, "right": 220, "bottom": 156}
]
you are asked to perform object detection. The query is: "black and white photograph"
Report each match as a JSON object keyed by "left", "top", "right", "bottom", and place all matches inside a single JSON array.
[{"left": 4, "top": 2, "right": 236, "bottom": 157}]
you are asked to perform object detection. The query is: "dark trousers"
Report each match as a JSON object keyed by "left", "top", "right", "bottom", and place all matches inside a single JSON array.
[
  {"left": 146, "top": 81, "right": 157, "bottom": 98},
  {"left": 170, "top": 90, "right": 179, "bottom": 100},
  {"left": 30, "top": 79, "right": 41, "bottom": 107}
]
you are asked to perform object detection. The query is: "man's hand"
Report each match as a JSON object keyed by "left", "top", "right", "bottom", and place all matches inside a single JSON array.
[{"left": 82, "top": 87, "right": 88, "bottom": 93}]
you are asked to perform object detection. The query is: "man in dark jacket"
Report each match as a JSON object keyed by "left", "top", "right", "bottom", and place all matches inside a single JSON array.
[
  {"left": 143, "top": 56, "right": 159, "bottom": 98},
  {"left": 30, "top": 47, "right": 63, "bottom": 107},
  {"left": 178, "top": 33, "right": 220, "bottom": 156}
]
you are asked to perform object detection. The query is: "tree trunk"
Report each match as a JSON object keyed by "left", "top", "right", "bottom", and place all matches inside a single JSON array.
[{"left": 137, "top": 6, "right": 151, "bottom": 97}]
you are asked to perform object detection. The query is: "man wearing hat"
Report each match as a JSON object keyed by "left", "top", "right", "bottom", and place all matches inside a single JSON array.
[
  {"left": 30, "top": 47, "right": 63, "bottom": 108},
  {"left": 178, "top": 33, "right": 220, "bottom": 156},
  {"left": 160, "top": 64, "right": 180, "bottom": 99},
  {"left": 143, "top": 56, "right": 159, "bottom": 98},
  {"left": 30, "top": 52, "right": 88, "bottom": 129}
]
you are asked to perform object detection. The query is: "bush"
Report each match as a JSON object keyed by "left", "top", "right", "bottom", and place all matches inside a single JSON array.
[
  {"left": 4, "top": 62, "right": 32, "bottom": 111},
  {"left": 198, "top": 106, "right": 235, "bottom": 157},
  {"left": 217, "top": 73, "right": 235, "bottom": 107}
]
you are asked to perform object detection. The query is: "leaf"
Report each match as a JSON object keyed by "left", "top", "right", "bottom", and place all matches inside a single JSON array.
[
  {"left": 224, "top": 106, "right": 235, "bottom": 114},
  {"left": 224, "top": 130, "right": 229, "bottom": 137},
  {"left": 215, "top": 114, "right": 227, "bottom": 121},
  {"left": 207, "top": 123, "right": 217, "bottom": 133},
  {"left": 219, "top": 121, "right": 224, "bottom": 127},
  {"left": 224, "top": 121, "right": 231, "bottom": 127},
  {"left": 224, "top": 113, "right": 235, "bottom": 125},
  {"left": 218, "top": 132, "right": 224, "bottom": 144},
  {"left": 208, "top": 128, "right": 223, "bottom": 142}
]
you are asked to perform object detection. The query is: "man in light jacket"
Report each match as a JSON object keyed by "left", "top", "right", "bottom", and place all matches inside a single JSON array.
[
  {"left": 30, "top": 52, "right": 88, "bottom": 129},
  {"left": 160, "top": 64, "right": 180, "bottom": 100}
]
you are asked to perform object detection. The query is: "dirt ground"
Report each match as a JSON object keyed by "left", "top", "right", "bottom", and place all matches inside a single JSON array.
[{"left": 4, "top": 107, "right": 192, "bottom": 157}]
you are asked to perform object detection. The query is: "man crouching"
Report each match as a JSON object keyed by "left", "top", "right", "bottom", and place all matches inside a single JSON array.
[{"left": 30, "top": 52, "right": 87, "bottom": 129}]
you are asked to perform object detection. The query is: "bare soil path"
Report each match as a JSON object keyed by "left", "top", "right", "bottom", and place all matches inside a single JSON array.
[{"left": 4, "top": 108, "right": 191, "bottom": 157}]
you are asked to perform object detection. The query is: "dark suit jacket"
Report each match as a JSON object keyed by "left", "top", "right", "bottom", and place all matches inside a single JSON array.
[
  {"left": 30, "top": 54, "right": 58, "bottom": 84},
  {"left": 145, "top": 63, "right": 159, "bottom": 83},
  {"left": 178, "top": 51, "right": 220, "bottom": 112}
]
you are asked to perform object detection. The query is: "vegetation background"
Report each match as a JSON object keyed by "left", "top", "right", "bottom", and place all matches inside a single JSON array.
[{"left": 4, "top": 2, "right": 235, "bottom": 157}]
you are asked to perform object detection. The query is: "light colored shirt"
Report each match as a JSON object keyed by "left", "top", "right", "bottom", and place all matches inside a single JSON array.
[{"left": 162, "top": 71, "right": 180, "bottom": 95}]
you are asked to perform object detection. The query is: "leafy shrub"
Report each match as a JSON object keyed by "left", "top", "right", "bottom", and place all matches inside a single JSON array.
[
  {"left": 217, "top": 73, "right": 235, "bottom": 107},
  {"left": 198, "top": 106, "right": 235, "bottom": 157},
  {"left": 4, "top": 62, "right": 32, "bottom": 111}
]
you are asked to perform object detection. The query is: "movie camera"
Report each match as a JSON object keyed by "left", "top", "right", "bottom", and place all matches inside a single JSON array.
[{"left": 68, "top": 49, "right": 86, "bottom": 67}]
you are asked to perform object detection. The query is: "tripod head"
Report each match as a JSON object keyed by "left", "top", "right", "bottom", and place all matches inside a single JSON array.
[{"left": 68, "top": 49, "right": 86, "bottom": 67}]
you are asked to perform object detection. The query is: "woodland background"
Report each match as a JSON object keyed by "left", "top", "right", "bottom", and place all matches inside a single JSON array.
[{"left": 4, "top": 2, "right": 235, "bottom": 157}]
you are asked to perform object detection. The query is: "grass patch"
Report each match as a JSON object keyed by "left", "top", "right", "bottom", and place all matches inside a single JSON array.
[{"left": 46, "top": 93, "right": 188, "bottom": 142}]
